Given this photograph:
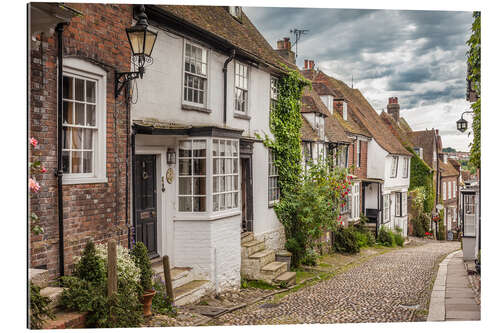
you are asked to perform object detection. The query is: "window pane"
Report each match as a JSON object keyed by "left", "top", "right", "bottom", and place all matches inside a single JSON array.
[
  {"left": 83, "top": 129, "right": 93, "bottom": 149},
  {"left": 213, "top": 194, "right": 219, "bottom": 212},
  {"left": 193, "top": 197, "right": 206, "bottom": 212},
  {"left": 225, "top": 158, "right": 231, "bottom": 174},
  {"left": 220, "top": 176, "right": 225, "bottom": 193},
  {"left": 225, "top": 175, "right": 231, "bottom": 191},
  {"left": 233, "top": 192, "right": 238, "bottom": 208},
  {"left": 72, "top": 128, "right": 82, "bottom": 149},
  {"left": 75, "top": 103, "right": 85, "bottom": 125},
  {"left": 62, "top": 151, "right": 70, "bottom": 173},
  {"left": 179, "top": 197, "right": 192, "bottom": 212},
  {"left": 63, "top": 127, "right": 70, "bottom": 149},
  {"left": 233, "top": 159, "right": 238, "bottom": 173},
  {"left": 233, "top": 175, "right": 238, "bottom": 190},
  {"left": 179, "top": 178, "right": 192, "bottom": 195},
  {"left": 83, "top": 151, "right": 92, "bottom": 173},
  {"left": 63, "top": 101, "right": 73, "bottom": 124},
  {"left": 75, "top": 78, "right": 85, "bottom": 101},
  {"left": 226, "top": 193, "right": 232, "bottom": 209},
  {"left": 232, "top": 141, "right": 238, "bottom": 157},
  {"left": 213, "top": 175, "right": 219, "bottom": 192},
  {"left": 72, "top": 151, "right": 82, "bottom": 173},
  {"left": 86, "top": 104, "right": 96, "bottom": 126},
  {"left": 86, "top": 80, "right": 96, "bottom": 103},
  {"left": 220, "top": 193, "right": 225, "bottom": 210},
  {"left": 213, "top": 139, "right": 219, "bottom": 156},
  {"left": 193, "top": 177, "right": 206, "bottom": 195},
  {"left": 63, "top": 76, "right": 73, "bottom": 99},
  {"left": 193, "top": 159, "right": 206, "bottom": 175},
  {"left": 179, "top": 159, "right": 192, "bottom": 176},
  {"left": 193, "top": 140, "right": 206, "bottom": 157},
  {"left": 220, "top": 141, "right": 226, "bottom": 157},
  {"left": 179, "top": 141, "right": 192, "bottom": 157}
]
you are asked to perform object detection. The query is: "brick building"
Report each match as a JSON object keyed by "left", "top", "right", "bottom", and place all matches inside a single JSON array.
[{"left": 29, "top": 3, "right": 133, "bottom": 278}]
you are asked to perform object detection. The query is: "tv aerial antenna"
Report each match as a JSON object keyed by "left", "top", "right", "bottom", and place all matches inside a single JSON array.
[{"left": 290, "top": 28, "right": 309, "bottom": 59}]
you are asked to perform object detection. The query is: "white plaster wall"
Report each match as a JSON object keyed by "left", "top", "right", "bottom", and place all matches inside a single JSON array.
[
  {"left": 367, "top": 140, "right": 387, "bottom": 180},
  {"left": 383, "top": 155, "right": 411, "bottom": 191},
  {"left": 365, "top": 183, "right": 379, "bottom": 209},
  {"left": 252, "top": 141, "right": 285, "bottom": 250},
  {"left": 211, "top": 216, "right": 241, "bottom": 291}
]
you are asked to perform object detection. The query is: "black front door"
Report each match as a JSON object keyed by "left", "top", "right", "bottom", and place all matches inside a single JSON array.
[
  {"left": 240, "top": 156, "right": 253, "bottom": 232},
  {"left": 134, "top": 154, "right": 158, "bottom": 257}
]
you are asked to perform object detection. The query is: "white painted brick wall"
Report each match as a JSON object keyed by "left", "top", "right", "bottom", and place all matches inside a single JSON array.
[{"left": 211, "top": 216, "right": 241, "bottom": 291}]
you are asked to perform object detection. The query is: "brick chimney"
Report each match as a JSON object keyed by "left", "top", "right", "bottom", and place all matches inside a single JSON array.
[
  {"left": 387, "top": 97, "right": 400, "bottom": 121},
  {"left": 303, "top": 59, "right": 315, "bottom": 70},
  {"left": 334, "top": 98, "right": 348, "bottom": 121},
  {"left": 275, "top": 37, "right": 296, "bottom": 64}
]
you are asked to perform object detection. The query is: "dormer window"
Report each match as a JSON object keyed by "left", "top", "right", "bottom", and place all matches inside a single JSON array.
[
  {"left": 228, "top": 6, "right": 242, "bottom": 21},
  {"left": 342, "top": 101, "right": 348, "bottom": 120},
  {"left": 320, "top": 95, "right": 334, "bottom": 113}
]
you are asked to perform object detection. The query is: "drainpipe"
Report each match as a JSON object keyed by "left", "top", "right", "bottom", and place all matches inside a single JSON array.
[
  {"left": 222, "top": 49, "right": 236, "bottom": 125},
  {"left": 56, "top": 22, "right": 68, "bottom": 277},
  {"left": 126, "top": 86, "right": 131, "bottom": 249},
  {"left": 130, "top": 125, "right": 137, "bottom": 246}
]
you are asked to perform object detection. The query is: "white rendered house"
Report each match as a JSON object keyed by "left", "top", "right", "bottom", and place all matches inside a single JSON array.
[{"left": 130, "top": 5, "right": 295, "bottom": 300}]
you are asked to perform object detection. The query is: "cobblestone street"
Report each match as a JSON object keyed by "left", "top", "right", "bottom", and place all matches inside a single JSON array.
[{"left": 211, "top": 240, "right": 460, "bottom": 325}]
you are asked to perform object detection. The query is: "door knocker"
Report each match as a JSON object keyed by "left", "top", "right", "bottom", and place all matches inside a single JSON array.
[
  {"left": 161, "top": 176, "right": 166, "bottom": 192},
  {"left": 166, "top": 168, "right": 174, "bottom": 184}
]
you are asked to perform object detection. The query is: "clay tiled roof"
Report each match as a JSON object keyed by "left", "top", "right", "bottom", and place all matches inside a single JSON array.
[
  {"left": 411, "top": 130, "right": 437, "bottom": 168},
  {"left": 440, "top": 161, "right": 459, "bottom": 177},
  {"left": 325, "top": 113, "right": 351, "bottom": 144},
  {"left": 379, "top": 112, "right": 414, "bottom": 148},
  {"left": 300, "top": 116, "right": 320, "bottom": 141},
  {"left": 448, "top": 159, "right": 461, "bottom": 172},
  {"left": 153, "top": 5, "right": 294, "bottom": 70}
]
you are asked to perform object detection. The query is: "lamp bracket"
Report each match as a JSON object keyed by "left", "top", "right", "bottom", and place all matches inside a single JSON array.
[{"left": 115, "top": 67, "right": 145, "bottom": 98}]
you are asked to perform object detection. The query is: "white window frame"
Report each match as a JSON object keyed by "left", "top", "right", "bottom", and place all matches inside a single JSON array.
[
  {"left": 234, "top": 61, "right": 249, "bottom": 114},
  {"left": 182, "top": 40, "right": 209, "bottom": 107},
  {"left": 356, "top": 139, "right": 361, "bottom": 168},
  {"left": 178, "top": 139, "right": 208, "bottom": 213},
  {"left": 453, "top": 181, "right": 457, "bottom": 198},
  {"left": 342, "top": 101, "right": 348, "bottom": 120},
  {"left": 268, "top": 149, "right": 280, "bottom": 204},
  {"left": 402, "top": 157, "right": 409, "bottom": 178},
  {"left": 448, "top": 181, "right": 452, "bottom": 200},
  {"left": 402, "top": 192, "right": 407, "bottom": 216},
  {"left": 390, "top": 156, "right": 399, "bottom": 178},
  {"left": 395, "top": 192, "right": 402, "bottom": 217},
  {"left": 383, "top": 194, "right": 390, "bottom": 222},
  {"left": 442, "top": 181, "right": 446, "bottom": 201},
  {"left": 62, "top": 58, "right": 107, "bottom": 185},
  {"left": 270, "top": 76, "right": 278, "bottom": 111},
  {"left": 212, "top": 139, "right": 239, "bottom": 212},
  {"left": 350, "top": 182, "right": 360, "bottom": 220}
]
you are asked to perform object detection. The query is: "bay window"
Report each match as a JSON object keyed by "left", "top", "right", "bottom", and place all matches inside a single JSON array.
[
  {"left": 213, "top": 139, "right": 239, "bottom": 212},
  {"left": 402, "top": 157, "right": 409, "bottom": 178},
  {"left": 62, "top": 58, "right": 107, "bottom": 184},
  {"left": 178, "top": 140, "right": 207, "bottom": 212},
  {"left": 390, "top": 156, "right": 399, "bottom": 178},
  {"left": 183, "top": 41, "right": 208, "bottom": 106}
]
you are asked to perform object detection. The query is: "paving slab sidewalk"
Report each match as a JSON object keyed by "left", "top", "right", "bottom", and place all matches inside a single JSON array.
[{"left": 427, "top": 250, "right": 480, "bottom": 321}]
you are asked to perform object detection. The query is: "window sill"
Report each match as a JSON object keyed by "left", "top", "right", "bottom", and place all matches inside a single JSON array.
[
  {"left": 234, "top": 113, "right": 251, "bottom": 120},
  {"left": 181, "top": 104, "right": 212, "bottom": 114},
  {"left": 62, "top": 176, "right": 108, "bottom": 185}
]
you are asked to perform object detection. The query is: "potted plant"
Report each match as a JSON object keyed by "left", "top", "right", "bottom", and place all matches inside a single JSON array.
[{"left": 131, "top": 242, "right": 155, "bottom": 316}]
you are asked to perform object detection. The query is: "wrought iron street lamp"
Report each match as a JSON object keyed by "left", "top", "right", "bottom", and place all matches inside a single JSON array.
[
  {"left": 115, "top": 5, "right": 158, "bottom": 98},
  {"left": 456, "top": 110, "right": 473, "bottom": 133}
]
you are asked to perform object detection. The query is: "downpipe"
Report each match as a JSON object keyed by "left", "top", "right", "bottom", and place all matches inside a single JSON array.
[{"left": 222, "top": 49, "right": 236, "bottom": 125}]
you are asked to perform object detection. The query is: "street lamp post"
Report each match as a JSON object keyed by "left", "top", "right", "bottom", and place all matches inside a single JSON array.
[
  {"left": 115, "top": 5, "right": 158, "bottom": 98},
  {"left": 456, "top": 110, "right": 474, "bottom": 133}
]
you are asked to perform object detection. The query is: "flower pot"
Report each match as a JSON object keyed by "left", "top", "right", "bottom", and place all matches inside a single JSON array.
[{"left": 142, "top": 289, "right": 156, "bottom": 316}]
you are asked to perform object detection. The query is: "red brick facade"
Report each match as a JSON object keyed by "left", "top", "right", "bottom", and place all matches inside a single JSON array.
[
  {"left": 347, "top": 140, "right": 368, "bottom": 179},
  {"left": 29, "top": 4, "right": 132, "bottom": 278}
]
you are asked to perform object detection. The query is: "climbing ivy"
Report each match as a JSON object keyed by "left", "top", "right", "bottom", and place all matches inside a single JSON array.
[
  {"left": 467, "top": 11, "right": 480, "bottom": 169},
  {"left": 407, "top": 147, "right": 434, "bottom": 213}
]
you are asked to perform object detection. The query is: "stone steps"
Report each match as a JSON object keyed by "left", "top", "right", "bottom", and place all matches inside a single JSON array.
[
  {"left": 240, "top": 232, "right": 296, "bottom": 287},
  {"left": 42, "top": 311, "right": 87, "bottom": 329},
  {"left": 29, "top": 268, "right": 50, "bottom": 289},
  {"left": 39, "top": 287, "right": 64, "bottom": 310},
  {"left": 174, "top": 280, "right": 211, "bottom": 306}
]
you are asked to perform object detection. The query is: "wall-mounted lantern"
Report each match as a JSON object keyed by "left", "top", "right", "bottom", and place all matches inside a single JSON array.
[
  {"left": 167, "top": 148, "right": 176, "bottom": 165},
  {"left": 456, "top": 110, "right": 473, "bottom": 133},
  {"left": 115, "top": 5, "right": 158, "bottom": 98}
]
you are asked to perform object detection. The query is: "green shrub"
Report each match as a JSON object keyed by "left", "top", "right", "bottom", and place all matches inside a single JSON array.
[
  {"left": 151, "top": 280, "right": 176, "bottom": 316},
  {"left": 377, "top": 227, "right": 395, "bottom": 247},
  {"left": 334, "top": 227, "right": 360, "bottom": 254},
  {"left": 60, "top": 241, "right": 143, "bottom": 328},
  {"left": 131, "top": 242, "right": 153, "bottom": 292},
  {"left": 437, "top": 221, "right": 446, "bottom": 240},
  {"left": 301, "top": 248, "right": 319, "bottom": 266},
  {"left": 29, "top": 282, "right": 54, "bottom": 329},
  {"left": 394, "top": 233, "right": 404, "bottom": 247}
]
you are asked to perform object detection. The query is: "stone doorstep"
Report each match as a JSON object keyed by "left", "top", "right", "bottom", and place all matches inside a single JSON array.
[
  {"left": 261, "top": 261, "right": 287, "bottom": 277},
  {"left": 241, "top": 232, "right": 254, "bottom": 244},
  {"left": 248, "top": 249, "right": 276, "bottom": 266},
  {"left": 174, "top": 280, "right": 211, "bottom": 306},
  {"left": 42, "top": 311, "right": 87, "bottom": 329},
  {"left": 29, "top": 268, "right": 50, "bottom": 289},
  {"left": 274, "top": 271, "right": 296, "bottom": 286},
  {"left": 241, "top": 239, "right": 266, "bottom": 257},
  {"left": 40, "top": 287, "right": 64, "bottom": 310}
]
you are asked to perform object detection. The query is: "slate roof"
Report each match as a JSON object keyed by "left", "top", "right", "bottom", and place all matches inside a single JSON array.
[{"left": 152, "top": 5, "right": 294, "bottom": 71}]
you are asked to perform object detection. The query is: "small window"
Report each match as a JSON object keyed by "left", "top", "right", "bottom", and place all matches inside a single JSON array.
[
  {"left": 395, "top": 192, "right": 402, "bottom": 217},
  {"left": 302, "top": 142, "right": 313, "bottom": 164},
  {"left": 402, "top": 192, "right": 407, "bottom": 216},
  {"left": 270, "top": 76, "right": 278, "bottom": 111},
  {"left": 212, "top": 139, "right": 239, "bottom": 212},
  {"left": 342, "top": 101, "right": 348, "bottom": 120},
  {"left": 442, "top": 181, "right": 446, "bottom": 201},
  {"left": 390, "top": 156, "right": 399, "bottom": 178},
  {"left": 268, "top": 150, "right": 280, "bottom": 204},
  {"left": 402, "top": 157, "right": 409, "bottom": 178},
  {"left": 178, "top": 139, "right": 207, "bottom": 212},
  {"left": 356, "top": 140, "right": 361, "bottom": 168},
  {"left": 448, "top": 181, "right": 452, "bottom": 200},
  {"left": 235, "top": 62, "right": 249, "bottom": 113},
  {"left": 228, "top": 6, "right": 242, "bottom": 20},
  {"left": 383, "top": 194, "right": 390, "bottom": 222},
  {"left": 453, "top": 181, "right": 457, "bottom": 198},
  {"left": 183, "top": 41, "right": 208, "bottom": 106},
  {"left": 336, "top": 145, "right": 348, "bottom": 168},
  {"left": 351, "top": 183, "right": 360, "bottom": 220}
]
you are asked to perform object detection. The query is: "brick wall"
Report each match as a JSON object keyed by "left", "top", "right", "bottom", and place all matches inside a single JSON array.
[
  {"left": 29, "top": 3, "right": 133, "bottom": 278},
  {"left": 346, "top": 140, "right": 367, "bottom": 179}
]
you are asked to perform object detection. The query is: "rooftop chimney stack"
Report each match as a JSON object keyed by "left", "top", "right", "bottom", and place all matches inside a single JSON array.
[
  {"left": 387, "top": 97, "right": 400, "bottom": 121},
  {"left": 303, "top": 59, "right": 315, "bottom": 70},
  {"left": 275, "top": 37, "right": 296, "bottom": 64}
]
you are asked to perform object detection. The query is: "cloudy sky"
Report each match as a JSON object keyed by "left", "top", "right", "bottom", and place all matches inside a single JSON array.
[{"left": 244, "top": 6, "right": 474, "bottom": 151}]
